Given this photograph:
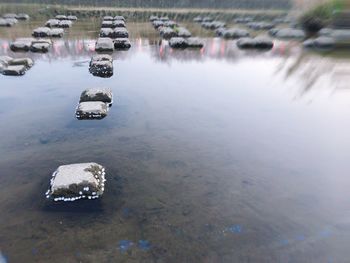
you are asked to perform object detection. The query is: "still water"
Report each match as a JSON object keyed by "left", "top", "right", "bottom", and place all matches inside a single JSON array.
[{"left": 0, "top": 19, "right": 350, "bottom": 263}]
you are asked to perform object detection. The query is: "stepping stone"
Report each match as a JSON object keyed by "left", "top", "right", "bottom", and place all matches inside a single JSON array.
[
  {"left": 160, "top": 27, "right": 177, "bottom": 39},
  {"left": 177, "top": 27, "right": 191, "bottom": 38},
  {"left": 3, "top": 13, "right": 17, "bottom": 19},
  {"left": 187, "top": 37, "right": 204, "bottom": 48},
  {"left": 222, "top": 28, "right": 250, "bottom": 39},
  {"left": 67, "top": 15, "right": 78, "bottom": 21},
  {"left": 112, "top": 27, "right": 129, "bottom": 38},
  {"left": 80, "top": 87, "right": 113, "bottom": 105},
  {"left": 160, "top": 16, "right": 169, "bottom": 22},
  {"left": 45, "top": 163, "right": 106, "bottom": 202},
  {"left": 17, "top": 13, "right": 30, "bottom": 20},
  {"left": 89, "top": 54, "right": 113, "bottom": 78},
  {"left": 50, "top": 28, "right": 64, "bottom": 38},
  {"left": 8, "top": 58, "right": 34, "bottom": 68},
  {"left": 114, "top": 15, "right": 125, "bottom": 21},
  {"left": 2, "top": 65, "right": 27, "bottom": 76},
  {"left": 149, "top": 15, "right": 159, "bottom": 22},
  {"left": 193, "top": 16, "right": 203, "bottom": 23},
  {"left": 10, "top": 38, "right": 34, "bottom": 51},
  {"left": 164, "top": 21, "right": 177, "bottom": 28},
  {"left": 95, "top": 37, "right": 114, "bottom": 52},
  {"left": 237, "top": 37, "right": 274, "bottom": 50},
  {"left": 113, "top": 38, "right": 131, "bottom": 50},
  {"left": 76, "top": 101, "right": 109, "bottom": 119},
  {"left": 102, "top": 20, "right": 114, "bottom": 28},
  {"left": 55, "top": 15, "right": 67, "bottom": 20},
  {"left": 103, "top": 16, "right": 114, "bottom": 21},
  {"left": 152, "top": 20, "right": 164, "bottom": 29},
  {"left": 0, "top": 18, "right": 16, "bottom": 27},
  {"left": 58, "top": 20, "right": 72, "bottom": 28},
  {"left": 247, "top": 22, "right": 275, "bottom": 30},
  {"left": 32, "top": 27, "right": 51, "bottom": 37},
  {"left": 100, "top": 28, "right": 113, "bottom": 37},
  {"left": 271, "top": 28, "right": 306, "bottom": 39},
  {"left": 113, "top": 20, "right": 126, "bottom": 28},
  {"left": 30, "top": 40, "right": 51, "bottom": 53},
  {"left": 169, "top": 37, "right": 188, "bottom": 48},
  {"left": 45, "top": 19, "right": 60, "bottom": 27}
]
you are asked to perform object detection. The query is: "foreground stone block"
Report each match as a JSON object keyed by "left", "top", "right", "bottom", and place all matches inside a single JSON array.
[
  {"left": 50, "top": 28, "right": 64, "bottom": 38},
  {"left": 45, "top": 19, "right": 60, "bottom": 28},
  {"left": 2, "top": 65, "right": 27, "bottom": 76},
  {"left": 95, "top": 37, "right": 114, "bottom": 52},
  {"left": 187, "top": 37, "right": 204, "bottom": 48},
  {"left": 177, "top": 27, "right": 191, "bottom": 38},
  {"left": 76, "top": 101, "right": 109, "bottom": 119},
  {"left": 169, "top": 37, "right": 188, "bottom": 48},
  {"left": 80, "top": 87, "right": 113, "bottom": 105},
  {"left": 160, "top": 27, "right": 177, "bottom": 39},
  {"left": 89, "top": 54, "right": 113, "bottom": 78},
  {"left": 8, "top": 58, "right": 34, "bottom": 68},
  {"left": 100, "top": 28, "right": 113, "bottom": 37},
  {"left": 45, "top": 163, "right": 106, "bottom": 201}
]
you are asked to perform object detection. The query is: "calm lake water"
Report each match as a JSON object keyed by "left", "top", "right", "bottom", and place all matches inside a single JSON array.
[{"left": 0, "top": 18, "right": 350, "bottom": 263}]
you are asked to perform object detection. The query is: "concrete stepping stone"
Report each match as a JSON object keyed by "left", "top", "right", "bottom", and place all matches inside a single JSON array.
[
  {"left": 80, "top": 87, "right": 113, "bottom": 105},
  {"left": 113, "top": 38, "right": 131, "bottom": 50},
  {"left": 95, "top": 37, "right": 114, "bottom": 52},
  {"left": 76, "top": 101, "right": 109, "bottom": 119},
  {"left": 45, "top": 163, "right": 106, "bottom": 202}
]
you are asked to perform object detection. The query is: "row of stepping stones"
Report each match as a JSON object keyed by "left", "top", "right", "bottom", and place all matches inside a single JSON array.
[
  {"left": 0, "top": 56, "right": 34, "bottom": 76},
  {"left": 32, "top": 14, "right": 78, "bottom": 39},
  {"left": 150, "top": 15, "right": 204, "bottom": 49},
  {"left": 76, "top": 87, "right": 113, "bottom": 120},
  {"left": 97, "top": 15, "right": 131, "bottom": 52},
  {"left": 0, "top": 13, "right": 29, "bottom": 27},
  {"left": 45, "top": 88, "right": 113, "bottom": 201}
]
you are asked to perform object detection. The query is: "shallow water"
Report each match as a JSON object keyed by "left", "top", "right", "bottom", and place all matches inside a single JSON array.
[{"left": 0, "top": 19, "right": 350, "bottom": 263}]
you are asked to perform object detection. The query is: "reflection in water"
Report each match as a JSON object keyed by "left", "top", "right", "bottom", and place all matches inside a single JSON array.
[{"left": 0, "top": 21, "right": 350, "bottom": 263}]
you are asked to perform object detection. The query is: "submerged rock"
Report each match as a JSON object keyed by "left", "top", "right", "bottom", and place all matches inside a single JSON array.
[
  {"left": 222, "top": 28, "right": 250, "bottom": 39},
  {"left": 10, "top": 38, "right": 34, "bottom": 51},
  {"left": 76, "top": 101, "right": 109, "bottom": 120},
  {"left": 113, "top": 38, "right": 131, "bottom": 50},
  {"left": 89, "top": 54, "right": 113, "bottom": 78},
  {"left": 237, "top": 37, "right": 274, "bottom": 50},
  {"left": 46, "top": 163, "right": 106, "bottom": 201},
  {"left": 80, "top": 87, "right": 113, "bottom": 105},
  {"left": 95, "top": 37, "right": 114, "bottom": 52}
]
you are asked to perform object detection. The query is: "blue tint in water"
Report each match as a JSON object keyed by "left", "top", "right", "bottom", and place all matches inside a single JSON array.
[
  {"left": 227, "top": 225, "right": 242, "bottom": 234},
  {"left": 119, "top": 240, "right": 133, "bottom": 253},
  {"left": 138, "top": 240, "right": 151, "bottom": 251}
]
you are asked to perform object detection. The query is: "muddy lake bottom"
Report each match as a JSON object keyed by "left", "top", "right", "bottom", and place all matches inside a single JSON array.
[{"left": 0, "top": 20, "right": 350, "bottom": 263}]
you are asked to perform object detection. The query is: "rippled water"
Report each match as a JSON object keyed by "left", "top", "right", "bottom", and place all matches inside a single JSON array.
[{"left": 0, "top": 19, "right": 350, "bottom": 263}]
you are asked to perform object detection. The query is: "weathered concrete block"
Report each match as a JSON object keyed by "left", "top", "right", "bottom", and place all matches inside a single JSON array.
[
  {"left": 112, "top": 27, "right": 129, "bottom": 38},
  {"left": 32, "top": 27, "right": 51, "bottom": 37},
  {"left": 10, "top": 38, "right": 34, "bottom": 52},
  {"left": 2, "top": 65, "right": 27, "bottom": 76},
  {"left": 237, "top": 37, "right": 274, "bottom": 50},
  {"left": 46, "top": 163, "right": 106, "bottom": 201},
  {"left": 89, "top": 54, "right": 113, "bottom": 78},
  {"left": 80, "top": 87, "right": 113, "bottom": 105}
]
